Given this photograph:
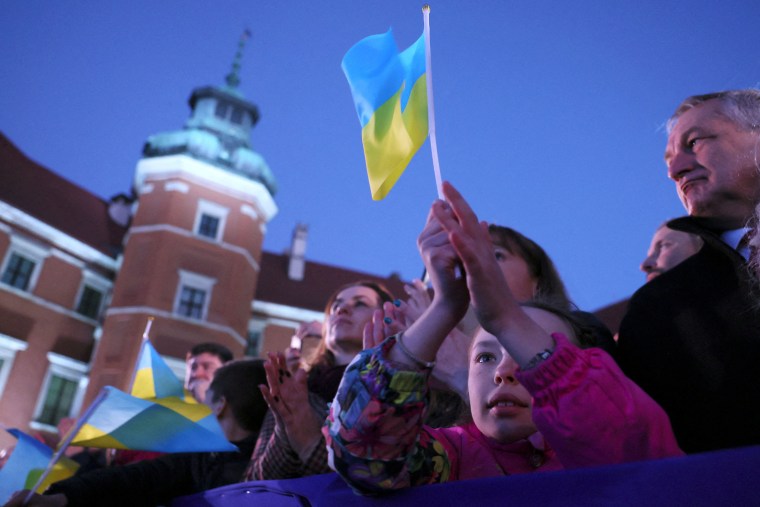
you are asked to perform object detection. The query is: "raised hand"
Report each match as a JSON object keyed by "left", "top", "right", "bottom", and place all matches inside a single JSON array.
[
  {"left": 433, "top": 181, "right": 554, "bottom": 366},
  {"left": 259, "top": 352, "right": 322, "bottom": 460},
  {"left": 418, "top": 202, "right": 469, "bottom": 320},
  {"left": 399, "top": 279, "right": 431, "bottom": 325},
  {"left": 432, "top": 181, "right": 516, "bottom": 336},
  {"left": 362, "top": 303, "right": 407, "bottom": 350}
]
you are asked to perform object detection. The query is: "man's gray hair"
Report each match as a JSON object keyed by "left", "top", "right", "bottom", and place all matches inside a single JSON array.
[{"left": 667, "top": 89, "right": 760, "bottom": 134}]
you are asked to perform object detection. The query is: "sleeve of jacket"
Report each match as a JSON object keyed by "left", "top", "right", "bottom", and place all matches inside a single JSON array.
[
  {"left": 517, "top": 333, "right": 684, "bottom": 469},
  {"left": 323, "top": 337, "right": 451, "bottom": 495}
]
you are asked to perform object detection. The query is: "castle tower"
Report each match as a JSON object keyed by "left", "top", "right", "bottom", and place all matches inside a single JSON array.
[{"left": 83, "top": 31, "right": 277, "bottom": 406}]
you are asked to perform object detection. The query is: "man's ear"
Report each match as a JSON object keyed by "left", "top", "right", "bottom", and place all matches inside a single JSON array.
[{"left": 211, "top": 395, "right": 227, "bottom": 417}]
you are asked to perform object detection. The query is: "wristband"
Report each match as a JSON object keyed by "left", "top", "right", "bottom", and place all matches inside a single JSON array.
[
  {"left": 524, "top": 347, "right": 554, "bottom": 370},
  {"left": 395, "top": 332, "right": 436, "bottom": 370}
]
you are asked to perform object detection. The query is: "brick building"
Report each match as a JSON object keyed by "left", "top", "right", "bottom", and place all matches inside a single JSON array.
[{"left": 0, "top": 59, "right": 405, "bottom": 447}]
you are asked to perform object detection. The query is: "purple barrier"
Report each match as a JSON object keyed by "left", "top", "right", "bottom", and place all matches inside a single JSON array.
[{"left": 172, "top": 445, "right": 759, "bottom": 507}]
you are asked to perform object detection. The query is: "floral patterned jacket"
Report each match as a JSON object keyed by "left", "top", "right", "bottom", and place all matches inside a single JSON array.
[{"left": 324, "top": 334, "right": 683, "bottom": 494}]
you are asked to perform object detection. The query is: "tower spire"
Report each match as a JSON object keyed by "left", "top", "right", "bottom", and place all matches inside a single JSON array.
[{"left": 225, "top": 29, "right": 252, "bottom": 89}]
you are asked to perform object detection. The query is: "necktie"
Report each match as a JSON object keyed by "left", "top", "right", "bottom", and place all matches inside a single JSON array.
[{"left": 739, "top": 229, "right": 758, "bottom": 264}]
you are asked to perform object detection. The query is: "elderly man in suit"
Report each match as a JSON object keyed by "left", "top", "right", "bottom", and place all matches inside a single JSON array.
[{"left": 618, "top": 89, "right": 760, "bottom": 453}]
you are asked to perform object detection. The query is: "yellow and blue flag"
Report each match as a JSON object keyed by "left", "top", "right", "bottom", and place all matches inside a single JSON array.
[
  {"left": 69, "top": 386, "right": 237, "bottom": 453},
  {"left": 342, "top": 29, "right": 428, "bottom": 200},
  {"left": 131, "top": 338, "right": 192, "bottom": 402},
  {"left": 0, "top": 429, "right": 78, "bottom": 502},
  {"left": 66, "top": 323, "right": 233, "bottom": 454}
]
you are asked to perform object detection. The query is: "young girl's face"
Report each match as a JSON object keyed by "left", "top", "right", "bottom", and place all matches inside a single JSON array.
[
  {"left": 468, "top": 308, "right": 576, "bottom": 443},
  {"left": 468, "top": 329, "right": 536, "bottom": 443}
]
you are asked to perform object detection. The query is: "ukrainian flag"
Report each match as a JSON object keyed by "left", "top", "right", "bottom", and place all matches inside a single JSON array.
[
  {"left": 0, "top": 429, "right": 78, "bottom": 501},
  {"left": 70, "top": 387, "right": 237, "bottom": 453},
  {"left": 131, "top": 338, "right": 193, "bottom": 402},
  {"left": 68, "top": 339, "right": 234, "bottom": 453},
  {"left": 342, "top": 29, "right": 428, "bottom": 200}
]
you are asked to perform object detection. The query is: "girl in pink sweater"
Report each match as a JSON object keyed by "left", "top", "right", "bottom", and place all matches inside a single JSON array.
[{"left": 324, "top": 182, "right": 682, "bottom": 494}]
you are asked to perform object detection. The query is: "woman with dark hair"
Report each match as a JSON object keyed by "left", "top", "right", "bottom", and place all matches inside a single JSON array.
[
  {"left": 244, "top": 280, "right": 394, "bottom": 481},
  {"left": 418, "top": 223, "right": 614, "bottom": 401},
  {"left": 487, "top": 225, "right": 570, "bottom": 307}
]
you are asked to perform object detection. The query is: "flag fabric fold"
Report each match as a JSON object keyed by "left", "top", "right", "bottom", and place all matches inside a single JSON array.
[
  {"left": 0, "top": 429, "right": 78, "bottom": 502},
  {"left": 67, "top": 327, "right": 233, "bottom": 454},
  {"left": 70, "top": 386, "right": 237, "bottom": 453},
  {"left": 131, "top": 337, "right": 193, "bottom": 402},
  {"left": 342, "top": 29, "right": 428, "bottom": 200}
]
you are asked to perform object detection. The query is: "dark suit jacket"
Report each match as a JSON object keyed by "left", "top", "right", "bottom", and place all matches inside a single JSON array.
[
  {"left": 46, "top": 435, "right": 257, "bottom": 507},
  {"left": 617, "top": 216, "right": 760, "bottom": 453}
]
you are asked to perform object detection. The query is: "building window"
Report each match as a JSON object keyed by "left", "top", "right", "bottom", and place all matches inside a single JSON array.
[
  {"left": 0, "top": 333, "right": 28, "bottom": 397},
  {"left": 37, "top": 375, "right": 78, "bottom": 426},
  {"left": 174, "top": 270, "right": 216, "bottom": 321},
  {"left": 230, "top": 107, "right": 244, "bottom": 125},
  {"left": 1, "top": 253, "right": 35, "bottom": 290},
  {"left": 197, "top": 214, "right": 220, "bottom": 240},
  {"left": 0, "top": 236, "right": 47, "bottom": 293},
  {"left": 177, "top": 286, "right": 206, "bottom": 319},
  {"left": 246, "top": 329, "right": 261, "bottom": 357},
  {"left": 32, "top": 353, "right": 87, "bottom": 432},
  {"left": 76, "top": 285, "right": 104, "bottom": 319},
  {"left": 74, "top": 272, "right": 112, "bottom": 321},
  {"left": 246, "top": 318, "right": 267, "bottom": 357},
  {"left": 193, "top": 200, "right": 229, "bottom": 242},
  {"left": 215, "top": 101, "right": 230, "bottom": 119}
]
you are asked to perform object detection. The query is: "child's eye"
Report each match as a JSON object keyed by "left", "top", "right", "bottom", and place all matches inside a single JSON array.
[
  {"left": 475, "top": 353, "right": 496, "bottom": 364},
  {"left": 494, "top": 251, "right": 506, "bottom": 261}
]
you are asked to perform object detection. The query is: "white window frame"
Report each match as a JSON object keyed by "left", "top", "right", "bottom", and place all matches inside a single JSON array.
[
  {"left": 192, "top": 200, "right": 229, "bottom": 242},
  {"left": 173, "top": 270, "right": 216, "bottom": 321},
  {"left": 74, "top": 271, "right": 113, "bottom": 320},
  {"left": 246, "top": 317, "right": 267, "bottom": 357},
  {"left": 0, "top": 235, "right": 48, "bottom": 293},
  {"left": 30, "top": 353, "right": 88, "bottom": 432},
  {"left": 0, "top": 333, "right": 28, "bottom": 397}
]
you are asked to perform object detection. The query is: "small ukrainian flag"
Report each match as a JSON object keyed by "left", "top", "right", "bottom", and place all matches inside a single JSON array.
[{"left": 342, "top": 28, "right": 428, "bottom": 200}]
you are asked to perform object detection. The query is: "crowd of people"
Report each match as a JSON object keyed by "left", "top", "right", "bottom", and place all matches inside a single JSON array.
[{"left": 5, "top": 88, "right": 760, "bottom": 505}]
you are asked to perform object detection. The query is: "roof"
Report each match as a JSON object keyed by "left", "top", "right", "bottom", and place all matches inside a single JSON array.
[
  {"left": 1, "top": 132, "right": 408, "bottom": 311},
  {"left": 255, "top": 251, "right": 408, "bottom": 313},
  {"left": 0, "top": 132, "right": 127, "bottom": 258}
]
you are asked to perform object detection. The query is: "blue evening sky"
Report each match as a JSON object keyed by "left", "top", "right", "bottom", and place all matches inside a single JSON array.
[{"left": 2, "top": 1, "right": 759, "bottom": 311}]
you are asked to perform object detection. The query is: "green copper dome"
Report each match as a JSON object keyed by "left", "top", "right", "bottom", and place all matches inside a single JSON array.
[{"left": 142, "top": 31, "right": 277, "bottom": 196}]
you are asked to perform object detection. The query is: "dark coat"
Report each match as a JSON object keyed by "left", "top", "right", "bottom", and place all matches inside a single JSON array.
[
  {"left": 46, "top": 435, "right": 257, "bottom": 507},
  {"left": 617, "top": 216, "right": 760, "bottom": 453}
]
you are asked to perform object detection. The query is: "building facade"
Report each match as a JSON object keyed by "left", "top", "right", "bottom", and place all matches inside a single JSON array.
[{"left": 0, "top": 53, "right": 405, "bottom": 447}]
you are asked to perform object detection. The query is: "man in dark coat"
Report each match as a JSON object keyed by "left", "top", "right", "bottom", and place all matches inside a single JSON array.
[{"left": 617, "top": 90, "right": 760, "bottom": 453}]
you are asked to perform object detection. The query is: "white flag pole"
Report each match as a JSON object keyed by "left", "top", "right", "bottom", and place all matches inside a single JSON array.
[{"left": 422, "top": 5, "right": 443, "bottom": 200}]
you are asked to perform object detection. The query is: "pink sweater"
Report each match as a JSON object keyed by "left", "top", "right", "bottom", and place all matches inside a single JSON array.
[
  {"left": 325, "top": 334, "right": 683, "bottom": 493},
  {"left": 435, "top": 334, "right": 683, "bottom": 480}
]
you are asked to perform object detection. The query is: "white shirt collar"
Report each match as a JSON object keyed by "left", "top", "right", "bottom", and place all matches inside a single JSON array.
[{"left": 722, "top": 227, "right": 752, "bottom": 260}]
